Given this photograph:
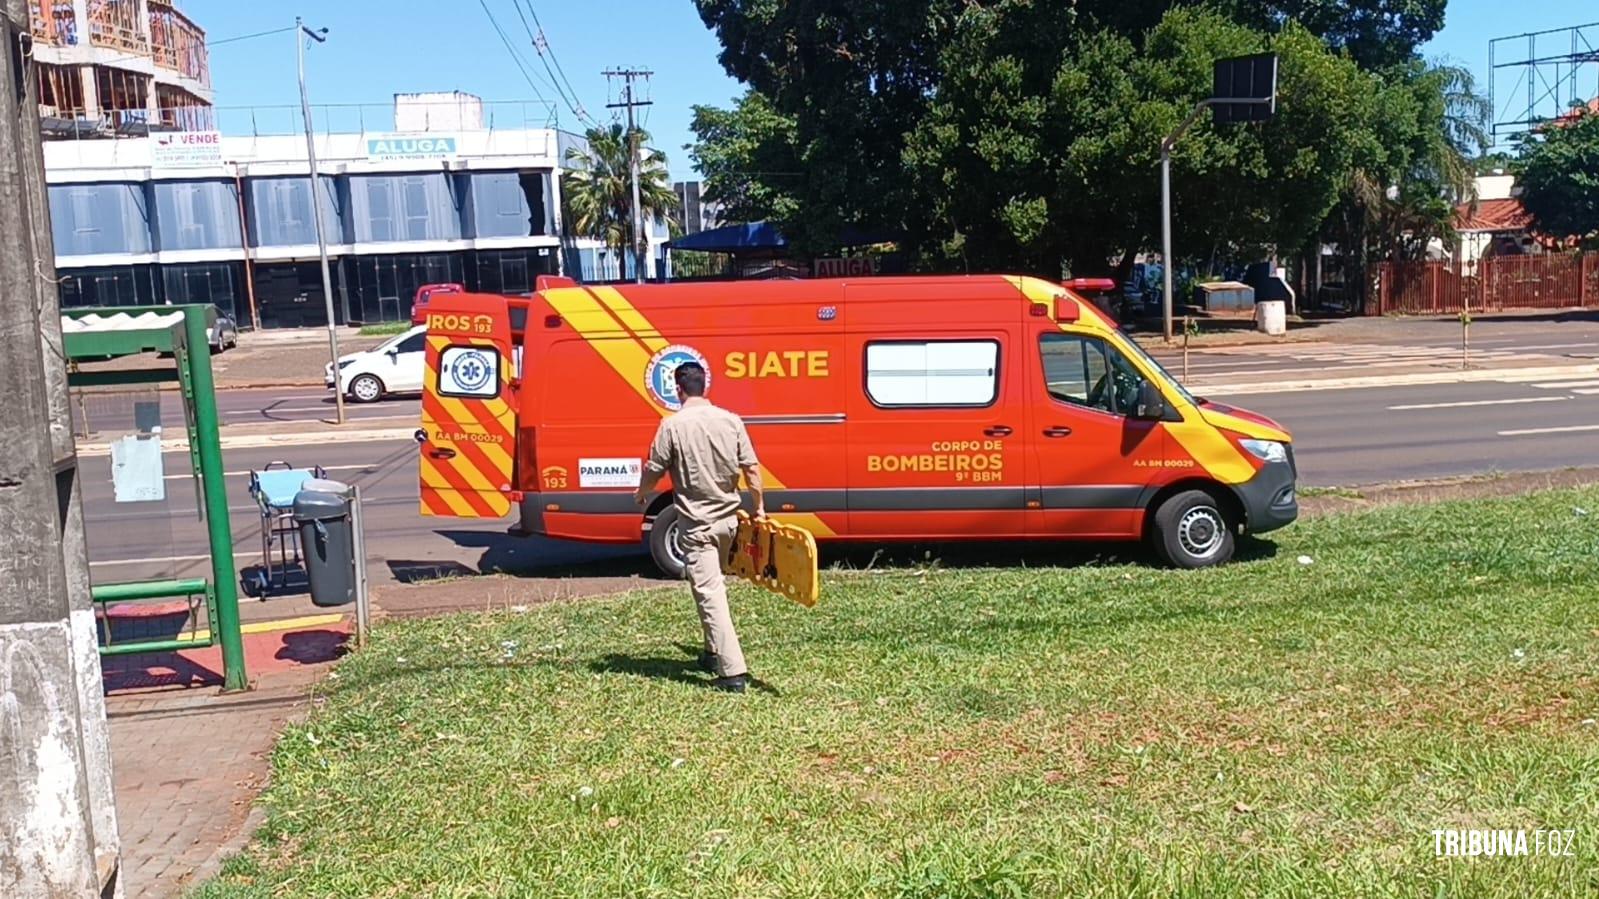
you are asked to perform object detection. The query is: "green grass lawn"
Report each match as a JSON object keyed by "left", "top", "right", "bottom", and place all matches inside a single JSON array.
[
  {"left": 357, "top": 321, "right": 412, "bottom": 337},
  {"left": 197, "top": 488, "right": 1599, "bottom": 898}
]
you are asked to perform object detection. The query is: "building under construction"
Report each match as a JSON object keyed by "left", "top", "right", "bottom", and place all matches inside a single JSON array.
[{"left": 27, "top": 0, "right": 213, "bottom": 138}]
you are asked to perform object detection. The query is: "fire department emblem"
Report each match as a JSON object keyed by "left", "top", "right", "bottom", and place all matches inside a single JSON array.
[{"left": 645, "top": 344, "right": 710, "bottom": 411}]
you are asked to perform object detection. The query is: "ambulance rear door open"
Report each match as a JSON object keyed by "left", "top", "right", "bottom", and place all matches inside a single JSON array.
[{"left": 418, "top": 293, "right": 519, "bottom": 518}]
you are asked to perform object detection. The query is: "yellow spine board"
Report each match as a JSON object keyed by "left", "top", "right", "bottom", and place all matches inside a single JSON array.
[{"left": 722, "top": 512, "right": 820, "bottom": 607}]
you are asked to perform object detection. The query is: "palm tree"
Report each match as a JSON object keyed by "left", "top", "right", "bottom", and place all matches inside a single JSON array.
[
  {"left": 1326, "top": 62, "right": 1491, "bottom": 309},
  {"left": 562, "top": 124, "right": 679, "bottom": 276}
]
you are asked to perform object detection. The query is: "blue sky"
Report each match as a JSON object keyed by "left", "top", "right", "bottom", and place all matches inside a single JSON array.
[{"left": 189, "top": 1, "right": 1596, "bottom": 177}]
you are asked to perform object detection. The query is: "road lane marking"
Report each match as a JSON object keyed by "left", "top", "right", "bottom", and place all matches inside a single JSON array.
[
  {"left": 75, "top": 427, "right": 418, "bottom": 457},
  {"left": 1530, "top": 380, "right": 1599, "bottom": 389},
  {"left": 225, "top": 405, "right": 416, "bottom": 416},
  {"left": 1498, "top": 424, "right": 1599, "bottom": 436},
  {"left": 1387, "top": 397, "right": 1569, "bottom": 410},
  {"left": 1575, "top": 388, "right": 1599, "bottom": 395},
  {"left": 160, "top": 463, "right": 385, "bottom": 481},
  {"left": 90, "top": 552, "right": 218, "bottom": 567}
]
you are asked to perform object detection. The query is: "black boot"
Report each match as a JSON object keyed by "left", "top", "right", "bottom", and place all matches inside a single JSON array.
[{"left": 710, "top": 673, "right": 749, "bottom": 693}]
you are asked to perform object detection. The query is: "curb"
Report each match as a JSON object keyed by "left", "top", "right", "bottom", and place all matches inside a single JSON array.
[{"left": 1187, "top": 363, "right": 1599, "bottom": 396}]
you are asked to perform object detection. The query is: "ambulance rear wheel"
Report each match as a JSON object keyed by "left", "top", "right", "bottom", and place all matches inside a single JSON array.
[
  {"left": 348, "top": 374, "right": 385, "bottom": 403},
  {"left": 648, "top": 506, "right": 689, "bottom": 580},
  {"left": 1152, "top": 490, "right": 1235, "bottom": 568}
]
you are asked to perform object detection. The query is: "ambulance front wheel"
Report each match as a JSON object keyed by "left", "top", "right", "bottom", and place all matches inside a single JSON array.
[
  {"left": 1151, "top": 489, "right": 1235, "bottom": 568},
  {"left": 647, "top": 506, "right": 689, "bottom": 580}
]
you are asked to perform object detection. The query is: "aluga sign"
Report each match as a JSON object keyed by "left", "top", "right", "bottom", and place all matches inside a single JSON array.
[{"left": 366, "top": 135, "right": 458, "bottom": 161}]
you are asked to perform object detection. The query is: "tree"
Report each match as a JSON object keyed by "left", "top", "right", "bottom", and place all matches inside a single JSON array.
[
  {"left": 1318, "top": 61, "right": 1491, "bottom": 310},
  {"left": 687, "top": 92, "right": 802, "bottom": 227},
  {"left": 1517, "top": 109, "right": 1599, "bottom": 246},
  {"left": 1223, "top": 0, "right": 1446, "bottom": 70},
  {"left": 562, "top": 124, "right": 679, "bottom": 257},
  {"left": 689, "top": 0, "right": 1462, "bottom": 276}
]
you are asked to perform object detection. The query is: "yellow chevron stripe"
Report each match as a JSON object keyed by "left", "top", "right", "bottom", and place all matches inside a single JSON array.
[
  {"left": 590, "top": 285, "right": 669, "bottom": 350},
  {"left": 1201, "top": 409, "right": 1289, "bottom": 443},
  {"left": 547, "top": 284, "right": 836, "bottom": 536},
  {"left": 435, "top": 394, "right": 515, "bottom": 472},
  {"left": 421, "top": 477, "right": 479, "bottom": 516},
  {"left": 544, "top": 288, "right": 663, "bottom": 412},
  {"left": 422, "top": 456, "right": 511, "bottom": 514}
]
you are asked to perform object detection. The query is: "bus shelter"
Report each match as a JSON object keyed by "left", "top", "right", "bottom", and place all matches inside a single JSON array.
[{"left": 62, "top": 305, "right": 245, "bottom": 691}]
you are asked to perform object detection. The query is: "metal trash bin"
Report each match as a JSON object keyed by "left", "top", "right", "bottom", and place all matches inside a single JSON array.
[{"left": 294, "top": 489, "right": 355, "bottom": 607}]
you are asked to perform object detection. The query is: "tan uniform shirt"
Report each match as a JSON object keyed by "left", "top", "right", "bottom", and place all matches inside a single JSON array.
[{"left": 645, "top": 399, "right": 758, "bottom": 526}]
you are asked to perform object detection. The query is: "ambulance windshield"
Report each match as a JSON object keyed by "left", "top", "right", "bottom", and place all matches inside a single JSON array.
[{"left": 1112, "top": 332, "right": 1196, "bottom": 406}]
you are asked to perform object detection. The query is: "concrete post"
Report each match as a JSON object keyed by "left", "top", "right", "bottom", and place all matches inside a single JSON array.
[{"left": 2, "top": 1, "right": 123, "bottom": 894}]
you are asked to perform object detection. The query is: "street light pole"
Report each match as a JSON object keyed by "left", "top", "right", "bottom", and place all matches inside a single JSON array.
[
  {"left": 296, "top": 17, "right": 344, "bottom": 424},
  {"left": 1158, "top": 96, "right": 1271, "bottom": 343}
]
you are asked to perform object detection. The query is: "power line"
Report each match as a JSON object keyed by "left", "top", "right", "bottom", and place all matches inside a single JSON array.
[
  {"left": 476, "top": 0, "right": 548, "bottom": 106},
  {"left": 518, "top": 0, "right": 596, "bottom": 127},
  {"left": 500, "top": 0, "right": 565, "bottom": 102},
  {"left": 505, "top": 0, "right": 580, "bottom": 122},
  {"left": 209, "top": 25, "right": 298, "bottom": 47},
  {"left": 62, "top": 24, "right": 299, "bottom": 70}
]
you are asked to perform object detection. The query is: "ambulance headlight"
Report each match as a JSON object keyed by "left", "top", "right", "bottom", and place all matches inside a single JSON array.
[{"left": 1240, "top": 439, "right": 1288, "bottom": 464}]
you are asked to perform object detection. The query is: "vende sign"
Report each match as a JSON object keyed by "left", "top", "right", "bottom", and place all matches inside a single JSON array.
[
  {"left": 366, "top": 134, "right": 458, "bottom": 162},
  {"left": 151, "top": 130, "right": 223, "bottom": 168}
]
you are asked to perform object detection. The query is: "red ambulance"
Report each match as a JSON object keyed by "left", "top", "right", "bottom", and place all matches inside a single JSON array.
[{"left": 416, "top": 276, "right": 1297, "bottom": 576}]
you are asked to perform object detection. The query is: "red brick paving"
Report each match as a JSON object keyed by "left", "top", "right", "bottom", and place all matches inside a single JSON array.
[{"left": 106, "top": 622, "right": 349, "bottom": 898}]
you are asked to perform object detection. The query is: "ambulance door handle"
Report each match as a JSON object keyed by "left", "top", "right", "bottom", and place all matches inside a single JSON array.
[
  {"left": 1043, "top": 426, "right": 1073, "bottom": 438},
  {"left": 983, "top": 426, "right": 1013, "bottom": 438},
  {"left": 428, "top": 448, "right": 457, "bottom": 460}
]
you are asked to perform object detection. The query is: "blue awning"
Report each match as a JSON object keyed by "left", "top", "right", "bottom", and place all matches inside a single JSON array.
[
  {"left": 668, "top": 220, "right": 900, "bottom": 253},
  {"left": 668, "top": 221, "right": 787, "bottom": 252}
]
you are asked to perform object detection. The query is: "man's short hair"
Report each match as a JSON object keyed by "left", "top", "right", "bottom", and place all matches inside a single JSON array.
[{"left": 674, "top": 362, "right": 707, "bottom": 397}]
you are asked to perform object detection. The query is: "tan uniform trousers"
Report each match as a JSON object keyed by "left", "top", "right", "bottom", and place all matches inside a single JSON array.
[{"left": 681, "top": 515, "right": 747, "bottom": 678}]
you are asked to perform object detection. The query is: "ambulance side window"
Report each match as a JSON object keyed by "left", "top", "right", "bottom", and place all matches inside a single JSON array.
[
  {"left": 864, "top": 339, "right": 999, "bottom": 408},
  {"left": 1040, "top": 333, "right": 1137, "bottom": 415}
]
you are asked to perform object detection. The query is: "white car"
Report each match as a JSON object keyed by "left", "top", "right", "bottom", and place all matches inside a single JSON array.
[{"left": 324, "top": 326, "right": 426, "bottom": 402}]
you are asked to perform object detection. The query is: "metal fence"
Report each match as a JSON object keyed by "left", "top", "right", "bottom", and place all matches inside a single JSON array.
[{"left": 1371, "top": 252, "right": 1599, "bottom": 314}]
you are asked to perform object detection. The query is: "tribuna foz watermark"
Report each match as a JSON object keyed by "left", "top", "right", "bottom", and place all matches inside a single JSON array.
[{"left": 1433, "top": 829, "right": 1576, "bottom": 858}]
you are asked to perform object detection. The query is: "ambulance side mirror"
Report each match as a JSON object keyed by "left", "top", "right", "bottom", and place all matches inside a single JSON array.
[{"left": 1134, "top": 381, "right": 1167, "bottom": 421}]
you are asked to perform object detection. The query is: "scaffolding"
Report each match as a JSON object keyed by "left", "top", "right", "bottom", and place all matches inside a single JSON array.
[{"left": 1490, "top": 22, "right": 1599, "bottom": 148}]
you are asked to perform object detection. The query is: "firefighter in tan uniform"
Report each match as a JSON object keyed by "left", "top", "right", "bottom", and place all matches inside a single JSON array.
[{"left": 635, "top": 362, "right": 764, "bottom": 693}]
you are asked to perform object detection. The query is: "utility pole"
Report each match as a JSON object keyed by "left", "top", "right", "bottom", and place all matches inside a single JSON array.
[
  {"left": 297, "top": 18, "right": 344, "bottom": 424},
  {"left": 605, "top": 68, "right": 653, "bottom": 283},
  {"left": 2, "top": 0, "right": 123, "bottom": 893}
]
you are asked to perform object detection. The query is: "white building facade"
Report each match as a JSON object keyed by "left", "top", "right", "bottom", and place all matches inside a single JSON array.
[{"left": 43, "top": 102, "right": 669, "bottom": 329}]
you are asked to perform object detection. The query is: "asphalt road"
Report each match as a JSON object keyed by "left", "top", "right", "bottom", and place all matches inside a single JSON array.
[
  {"left": 71, "top": 314, "right": 1599, "bottom": 435},
  {"left": 1147, "top": 328, "right": 1599, "bottom": 382},
  {"left": 78, "top": 365, "right": 1599, "bottom": 592},
  {"left": 71, "top": 384, "right": 417, "bottom": 435}
]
